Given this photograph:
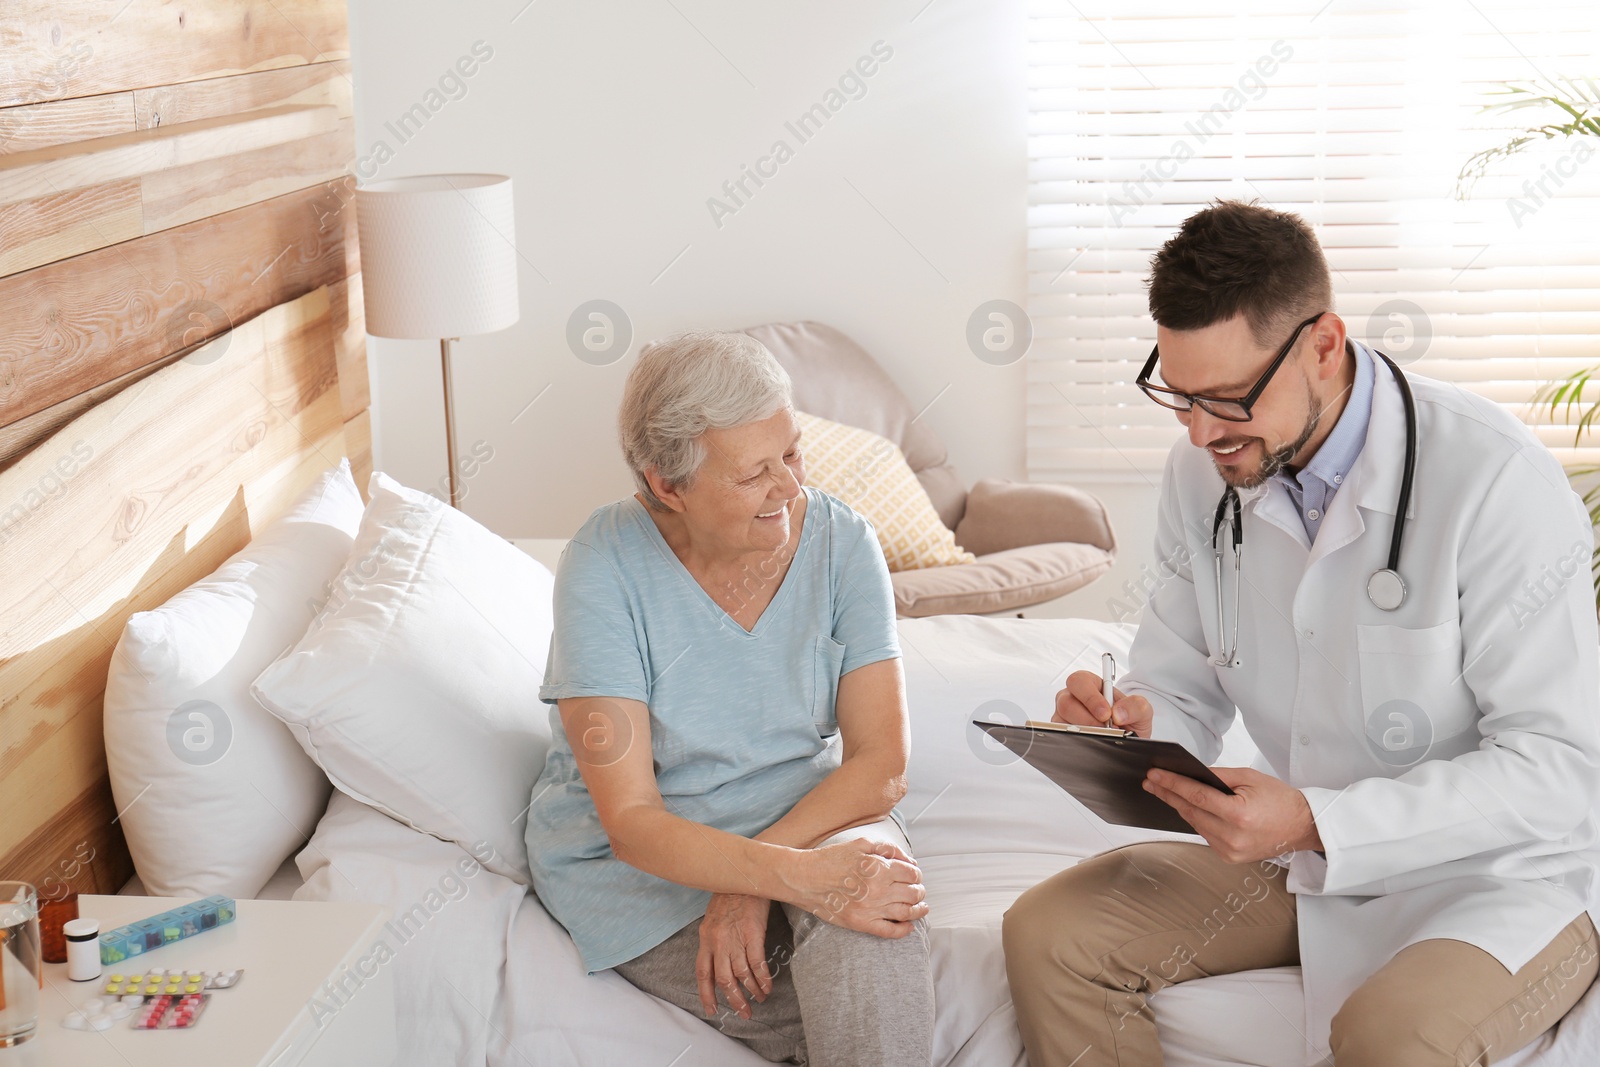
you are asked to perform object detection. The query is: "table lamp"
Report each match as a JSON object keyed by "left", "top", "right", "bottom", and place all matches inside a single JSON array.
[{"left": 355, "top": 173, "right": 519, "bottom": 508}]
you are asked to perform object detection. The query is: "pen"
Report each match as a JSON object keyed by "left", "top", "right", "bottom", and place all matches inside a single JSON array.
[{"left": 1101, "top": 652, "right": 1116, "bottom": 713}]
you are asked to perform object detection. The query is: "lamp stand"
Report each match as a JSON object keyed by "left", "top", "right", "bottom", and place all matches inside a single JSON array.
[{"left": 440, "top": 336, "right": 460, "bottom": 508}]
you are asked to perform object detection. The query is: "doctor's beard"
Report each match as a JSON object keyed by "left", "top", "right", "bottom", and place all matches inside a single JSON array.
[{"left": 1212, "top": 379, "right": 1322, "bottom": 490}]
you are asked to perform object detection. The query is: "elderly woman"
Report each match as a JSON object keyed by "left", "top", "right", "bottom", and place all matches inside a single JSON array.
[{"left": 525, "top": 331, "right": 936, "bottom": 1065}]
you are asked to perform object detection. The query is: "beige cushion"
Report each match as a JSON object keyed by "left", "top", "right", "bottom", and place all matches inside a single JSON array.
[
  {"left": 890, "top": 542, "right": 1116, "bottom": 618},
  {"left": 796, "top": 410, "right": 976, "bottom": 572},
  {"left": 955, "top": 478, "right": 1117, "bottom": 557},
  {"left": 743, "top": 321, "right": 968, "bottom": 529}
]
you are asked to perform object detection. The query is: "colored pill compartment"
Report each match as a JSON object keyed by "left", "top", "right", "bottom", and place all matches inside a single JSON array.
[{"left": 100, "top": 896, "right": 237, "bottom": 965}]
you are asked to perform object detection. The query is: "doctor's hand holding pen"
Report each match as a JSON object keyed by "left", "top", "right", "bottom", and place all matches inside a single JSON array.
[{"left": 1053, "top": 653, "right": 1154, "bottom": 738}]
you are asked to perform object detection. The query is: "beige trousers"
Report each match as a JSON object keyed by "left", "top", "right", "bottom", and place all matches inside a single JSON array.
[{"left": 1002, "top": 841, "right": 1598, "bottom": 1067}]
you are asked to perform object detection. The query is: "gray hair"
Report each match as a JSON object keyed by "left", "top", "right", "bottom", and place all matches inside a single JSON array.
[{"left": 619, "top": 330, "right": 793, "bottom": 510}]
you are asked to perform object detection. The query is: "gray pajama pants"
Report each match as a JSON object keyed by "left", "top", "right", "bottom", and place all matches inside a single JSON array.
[{"left": 612, "top": 818, "right": 936, "bottom": 1067}]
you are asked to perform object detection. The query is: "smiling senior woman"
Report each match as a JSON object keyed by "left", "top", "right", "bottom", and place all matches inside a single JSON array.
[{"left": 524, "top": 331, "right": 936, "bottom": 1065}]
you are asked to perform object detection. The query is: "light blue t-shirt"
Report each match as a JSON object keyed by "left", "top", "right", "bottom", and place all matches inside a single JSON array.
[{"left": 525, "top": 487, "right": 904, "bottom": 972}]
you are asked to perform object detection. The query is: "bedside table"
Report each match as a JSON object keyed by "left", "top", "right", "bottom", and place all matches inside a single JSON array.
[{"left": 0, "top": 895, "right": 395, "bottom": 1067}]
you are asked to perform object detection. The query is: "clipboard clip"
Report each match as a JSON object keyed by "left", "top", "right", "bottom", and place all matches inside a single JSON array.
[{"left": 1025, "top": 719, "right": 1138, "bottom": 739}]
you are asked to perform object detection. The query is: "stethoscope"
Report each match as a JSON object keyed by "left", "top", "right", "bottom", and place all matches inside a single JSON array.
[{"left": 1210, "top": 349, "right": 1417, "bottom": 668}]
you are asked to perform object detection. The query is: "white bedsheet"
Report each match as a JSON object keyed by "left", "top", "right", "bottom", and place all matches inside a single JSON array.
[
  {"left": 293, "top": 790, "right": 528, "bottom": 1067},
  {"left": 282, "top": 614, "right": 1598, "bottom": 1066}
]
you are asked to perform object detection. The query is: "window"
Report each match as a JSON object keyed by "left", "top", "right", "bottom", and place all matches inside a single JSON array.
[{"left": 1027, "top": 0, "right": 1600, "bottom": 481}]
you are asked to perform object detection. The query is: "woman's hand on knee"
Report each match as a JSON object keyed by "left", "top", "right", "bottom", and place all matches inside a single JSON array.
[
  {"left": 792, "top": 839, "right": 930, "bottom": 938},
  {"left": 696, "top": 893, "right": 773, "bottom": 1020}
]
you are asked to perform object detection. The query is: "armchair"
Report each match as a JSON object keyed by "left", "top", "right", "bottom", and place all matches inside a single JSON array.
[{"left": 741, "top": 321, "right": 1117, "bottom": 617}]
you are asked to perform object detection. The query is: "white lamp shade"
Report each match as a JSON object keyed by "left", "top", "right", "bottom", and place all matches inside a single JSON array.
[{"left": 356, "top": 174, "right": 520, "bottom": 339}]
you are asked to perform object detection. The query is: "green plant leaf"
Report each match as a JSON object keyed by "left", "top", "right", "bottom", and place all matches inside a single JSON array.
[{"left": 1456, "top": 75, "right": 1600, "bottom": 199}]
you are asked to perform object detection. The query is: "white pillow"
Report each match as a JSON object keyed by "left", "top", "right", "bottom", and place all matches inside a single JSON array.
[
  {"left": 251, "top": 472, "right": 555, "bottom": 883},
  {"left": 104, "top": 460, "right": 361, "bottom": 898}
]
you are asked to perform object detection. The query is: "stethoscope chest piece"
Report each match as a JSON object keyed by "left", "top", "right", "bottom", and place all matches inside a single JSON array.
[{"left": 1366, "top": 567, "right": 1406, "bottom": 611}]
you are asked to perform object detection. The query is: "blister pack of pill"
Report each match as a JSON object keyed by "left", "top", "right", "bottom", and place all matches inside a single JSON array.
[
  {"left": 130, "top": 992, "right": 211, "bottom": 1030},
  {"left": 61, "top": 968, "right": 243, "bottom": 1033},
  {"left": 100, "top": 967, "right": 243, "bottom": 997},
  {"left": 60, "top": 996, "right": 138, "bottom": 1032}
]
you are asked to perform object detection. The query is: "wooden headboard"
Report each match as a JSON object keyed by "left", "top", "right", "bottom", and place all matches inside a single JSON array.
[{"left": 0, "top": 1, "right": 368, "bottom": 897}]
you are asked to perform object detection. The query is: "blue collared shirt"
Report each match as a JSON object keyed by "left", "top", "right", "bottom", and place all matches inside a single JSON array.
[{"left": 1274, "top": 341, "right": 1374, "bottom": 544}]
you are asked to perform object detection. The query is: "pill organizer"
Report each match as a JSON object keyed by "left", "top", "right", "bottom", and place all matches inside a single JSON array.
[
  {"left": 99, "top": 895, "right": 236, "bottom": 964},
  {"left": 61, "top": 969, "right": 243, "bottom": 1033}
]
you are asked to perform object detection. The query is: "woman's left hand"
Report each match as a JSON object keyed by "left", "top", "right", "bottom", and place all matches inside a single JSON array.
[{"left": 696, "top": 893, "right": 774, "bottom": 1020}]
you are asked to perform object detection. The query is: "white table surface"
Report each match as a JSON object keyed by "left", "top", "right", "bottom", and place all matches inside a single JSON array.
[{"left": 0, "top": 895, "right": 393, "bottom": 1067}]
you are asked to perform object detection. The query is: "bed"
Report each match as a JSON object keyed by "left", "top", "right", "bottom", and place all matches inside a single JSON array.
[
  {"left": 252, "top": 618, "right": 1600, "bottom": 1067},
  {"left": 106, "top": 611, "right": 1600, "bottom": 1067},
  {"left": 28, "top": 299, "right": 1587, "bottom": 1062}
]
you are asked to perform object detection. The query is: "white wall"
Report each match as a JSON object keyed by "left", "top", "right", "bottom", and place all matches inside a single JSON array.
[
  {"left": 346, "top": 0, "right": 1160, "bottom": 621},
  {"left": 347, "top": 0, "right": 1026, "bottom": 527}
]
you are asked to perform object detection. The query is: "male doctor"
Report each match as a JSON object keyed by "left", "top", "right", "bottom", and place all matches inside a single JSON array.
[{"left": 1003, "top": 201, "right": 1600, "bottom": 1067}]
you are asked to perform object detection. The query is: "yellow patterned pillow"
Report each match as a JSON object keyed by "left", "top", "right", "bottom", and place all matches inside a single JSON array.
[{"left": 795, "top": 410, "right": 976, "bottom": 572}]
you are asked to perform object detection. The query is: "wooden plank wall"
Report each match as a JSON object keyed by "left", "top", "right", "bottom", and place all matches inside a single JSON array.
[{"left": 0, "top": 0, "right": 368, "bottom": 897}]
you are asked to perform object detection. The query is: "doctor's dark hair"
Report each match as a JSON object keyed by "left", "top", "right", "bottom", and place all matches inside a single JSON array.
[{"left": 1146, "top": 200, "right": 1333, "bottom": 348}]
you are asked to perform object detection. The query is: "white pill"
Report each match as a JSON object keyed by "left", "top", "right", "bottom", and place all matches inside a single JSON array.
[
  {"left": 121, "top": 994, "right": 145, "bottom": 1004},
  {"left": 88, "top": 1014, "right": 114, "bottom": 1031},
  {"left": 81, "top": 997, "right": 105, "bottom": 1012},
  {"left": 107, "top": 1002, "right": 136, "bottom": 1019},
  {"left": 147, "top": 967, "right": 165, "bottom": 976},
  {"left": 61, "top": 1011, "right": 89, "bottom": 1030}
]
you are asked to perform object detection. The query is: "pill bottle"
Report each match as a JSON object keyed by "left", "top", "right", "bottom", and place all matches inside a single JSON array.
[
  {"left": 64, "top": 917, "right": 101, "bottom": 982},
  {"left": 40, "top": 890, "right": 80, "bottom": 963}
]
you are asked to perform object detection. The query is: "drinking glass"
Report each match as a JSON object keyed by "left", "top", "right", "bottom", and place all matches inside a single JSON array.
[{"left": 0, "top": 881, "right": 41, "bottom": 1048}]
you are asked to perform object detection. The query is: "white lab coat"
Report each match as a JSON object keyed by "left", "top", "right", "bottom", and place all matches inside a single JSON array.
[{"left": 1123, "top": 342, "right": 1600, "bottom": 1066}]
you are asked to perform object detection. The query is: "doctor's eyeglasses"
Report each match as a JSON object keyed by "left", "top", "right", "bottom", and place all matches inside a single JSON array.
[{"left": 1136, "top": 312, "right": 1326, "bottom": 422}]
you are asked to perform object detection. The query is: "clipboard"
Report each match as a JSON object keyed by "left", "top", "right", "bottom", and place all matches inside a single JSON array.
[{"left": 973, "top": 719, "right": 1234, "bottom": 835}]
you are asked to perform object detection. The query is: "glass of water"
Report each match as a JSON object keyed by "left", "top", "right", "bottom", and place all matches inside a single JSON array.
[{"left": 0, "top": 881, "right": 41, "bottom": 1047}]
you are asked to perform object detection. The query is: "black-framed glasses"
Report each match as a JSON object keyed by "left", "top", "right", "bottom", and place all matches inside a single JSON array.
[{"left": 1136, "top": 312, "right": 1326, "bottom": 422}]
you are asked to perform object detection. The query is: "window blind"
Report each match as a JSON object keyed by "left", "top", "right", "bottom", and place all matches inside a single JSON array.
[{"left": 1027, "top": 0, "right": 1600, "bottom": 481}]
